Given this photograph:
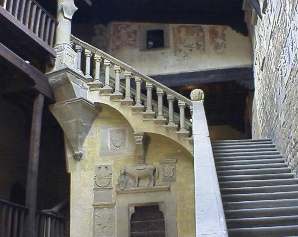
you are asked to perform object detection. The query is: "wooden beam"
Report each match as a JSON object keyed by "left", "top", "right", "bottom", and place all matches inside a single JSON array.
[
  {"left": 151, "top": 67, "right": 253, "bottom": 88},
  {"left": 0, "top": 43, "right": 54, "bottom": 100},
  {"left": 25, "top": 93, "right": 45, "bottom": 237}
]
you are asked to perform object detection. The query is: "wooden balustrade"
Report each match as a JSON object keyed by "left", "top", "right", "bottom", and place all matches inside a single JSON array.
[
  {"left": 0, "top": 0, "right": 57, "bottom": 47},
  {"left": 0, "top": 199, "right": 66, "bottom": 237},
  {"left": 0, "top": 199, "right": 27, "bottom": 237},
  {"left": 71, "top": 35, "right": 193, "bottom": 135}
]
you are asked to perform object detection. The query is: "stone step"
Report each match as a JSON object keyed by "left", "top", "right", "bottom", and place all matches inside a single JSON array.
[
  {"left": 220, "top": 179, "right": 298, "bottom": 188},
  {"left": 229, "top": 225, "right": 298, "bottom": 237},
  {"left": 224, "top": 199, "right": 298, "bottom": 210},
  {"left": 217, "top": 167, "right": 291, "bottom": 176},
  {"left": 214, "top": 151, "right": 280, "bottom": 157},
  {"left": 212, "top": 139, "right": 272, "bottom": 143},
  {"left": 216, "top": 163, "right": 287, "bottom": 171},
  {"left": 215, "top": 154, "right": 282, "bottom": 161},
  {"left": 218, "top": 173, "right": 294, "bottom": 182},
  {"left": 212, "top": 144, "right": 275, "bottom": 150},
  {"left": 214, "top": 148, "right": 277, "bottom": 154},
  {"left": 222, "top": 191, "right": 298, "bottom": 202},
  {"left": 215, "top": 158, "right": 285, "bottom": 166},
  {"left": 228, "top": 219, "right": 298, "bottom": 233},
  {"left": 225, "top": 206, "right": 298, "bottom": 219},
  {"left": 221, "top": 184, "right": 298, "bottom": 195}
]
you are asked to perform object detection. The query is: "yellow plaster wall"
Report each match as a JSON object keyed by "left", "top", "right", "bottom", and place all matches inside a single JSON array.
[{"left": 67, "top": 105, "right": 195, "bottom": 237}]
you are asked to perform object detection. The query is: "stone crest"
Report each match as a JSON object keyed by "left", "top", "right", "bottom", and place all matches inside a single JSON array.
[
  {"left": 95, "top": 165, "right": 112, "bottom": 189},
  {"left": 109, "top": 128, "right": 127, "bottom": 151},
  {"left": 160, "top": 159, "right": 177, "bottom": 183}
]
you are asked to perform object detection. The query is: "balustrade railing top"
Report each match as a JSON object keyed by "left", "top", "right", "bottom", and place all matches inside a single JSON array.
[{"left": 1, "top": 0, "right": 57, "bottom": 47}]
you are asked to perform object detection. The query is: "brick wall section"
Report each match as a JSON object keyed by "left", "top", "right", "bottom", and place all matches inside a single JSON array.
[{"left": 252, "top": 1, "right": 298, "bottom": 173}]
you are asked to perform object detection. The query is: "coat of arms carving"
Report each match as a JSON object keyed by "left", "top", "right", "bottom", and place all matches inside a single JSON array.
[{"left": 95, "top": 165, "right": 112, "bottom": 189}]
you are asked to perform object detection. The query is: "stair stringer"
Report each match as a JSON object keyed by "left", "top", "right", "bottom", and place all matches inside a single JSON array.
[{"left": 88, "top": 91, "right": 193, "bottom": 155}]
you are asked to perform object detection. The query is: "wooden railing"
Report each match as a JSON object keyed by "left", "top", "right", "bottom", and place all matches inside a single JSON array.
[
  {"left": 0, "top": 199, "right": 27, "bottom": 237},
  {"left": 0, "top": 199, "right": 67, "bottom": 237},
  {"left": 0, "top": 0, "right": 57, "bottom": 47},
  {"left": 71, "top": 35, "right": 193, "bottom": 135}
]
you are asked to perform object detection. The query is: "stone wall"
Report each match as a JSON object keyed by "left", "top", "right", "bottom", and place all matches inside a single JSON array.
[{"left": 252, "top": 1, "right": 298, "bottom": 173}]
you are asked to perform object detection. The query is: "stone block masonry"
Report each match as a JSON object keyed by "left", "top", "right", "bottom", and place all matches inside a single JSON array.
[{"left": 252, "top": 1, "right": 298, "bottom": 174}]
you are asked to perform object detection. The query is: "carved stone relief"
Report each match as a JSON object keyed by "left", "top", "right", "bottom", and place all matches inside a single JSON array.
[
  {"left": 94, "top": 165, "right": 113, "bottom": 203},
  {"left": 173, "top": 25, "right": 205, "bottom": 58},
  {"left": 100, "top": 127, "right": 133, "bottom": 156},
  {"left": 118, "top": 164, "right": 158, "bottom": 190},
  {"left": 94, "top": 207, "right": 115, "bottom": 237},
  {"left": 208, "top": 26, "right": 227, "bottom": 54},
  {"left": 159, "top": 159, "right": 177, "bottom": 183}
]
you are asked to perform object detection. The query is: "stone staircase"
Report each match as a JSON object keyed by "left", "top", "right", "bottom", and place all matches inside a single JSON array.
[
  {"left": 66, "top": 35, "right": 194, "bottom": 153},
  {"left": 213, "top": 139, "right": 298, "bottom": 237}
]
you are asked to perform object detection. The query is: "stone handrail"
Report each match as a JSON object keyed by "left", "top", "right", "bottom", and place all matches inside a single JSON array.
[{"left": 71, "top": 35, "right": 192, "bottom": 106}]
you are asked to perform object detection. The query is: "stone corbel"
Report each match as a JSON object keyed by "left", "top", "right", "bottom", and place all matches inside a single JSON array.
[
  {"left": 47, "top": 68, "right": 88, "bottom": 102},
  {"left": 50, "top": 98, "right": 97, "bottom": 161}
]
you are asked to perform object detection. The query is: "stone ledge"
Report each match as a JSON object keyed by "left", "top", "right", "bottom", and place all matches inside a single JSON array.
[{"left": 116, "top": 185, "right": 170, "bottom": 194}]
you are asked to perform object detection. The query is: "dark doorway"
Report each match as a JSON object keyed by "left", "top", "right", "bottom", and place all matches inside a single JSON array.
[{"left": 130, "top": 205, "right": 165, "bottom": 237}]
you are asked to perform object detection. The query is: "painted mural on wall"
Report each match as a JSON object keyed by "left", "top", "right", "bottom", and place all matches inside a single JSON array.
[
  {"left": 209, "top": 26, "right": 228, "bottom": 54},
  {"left": 173, "top": 25, "right": 205, "bottom": 58},
  {"left": 110, "top": 23, "right": 139, "bottom": 51}
]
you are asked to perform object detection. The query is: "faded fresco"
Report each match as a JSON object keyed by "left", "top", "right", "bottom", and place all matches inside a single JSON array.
[
  {"left": 208, "top": 26, "right": 227, "bottom": 54},
  {"left": 110, "top": 23, "right": 139, "bottom": 51},
  {"left": 173, "top": 25, "right": 205, "bottom": 58}
]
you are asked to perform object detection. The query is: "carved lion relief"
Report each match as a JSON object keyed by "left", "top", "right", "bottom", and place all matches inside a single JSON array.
[{"left": 208, "top": 26, "right": 227, "bottom": 54}]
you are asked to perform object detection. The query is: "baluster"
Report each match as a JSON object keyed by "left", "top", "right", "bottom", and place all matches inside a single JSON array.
[
  {"left": 25, "top": 0, "right": 32, "bottom": 27},
  {"left": 13, "top": 0, "right": 20, "bottom": 17},
  {"left": 7, "top": 206, "right": 13, "bottom": 237},
  {"left": 34, "top": 7, "right": 41, "bottom": 34},
  {"left": 19, "top": 209, "right": 25, "bottom": 237},
  {"left": 178, "top": 100, "right": 188, "bottom": 134},
  {"left": 143, "top": 82, "right": 155, "bottom": 118},
  {"left": 49, "top": 20, "right": 56, "bottom": 46},
  {"left": 123, "top": 71, "right": 133, "bottom": 103},
  {"left": 1, "top": 205, "right": 7, "bottom": 236},
  {"left": 39, "top": 12, "right": 46, "bottom": 38},
  {"left": 101, "top": 59, "right": 113, "bottom": 93},
  {"left": 44, "top": 17, "right": 51, "bottom": 42},
  {"left": 133, "top": 76, "right": 144, "bottom": 110},
  {"left": 19, "top": 0, "right": 26, "bottom": 22},
  {"left": 88, "top": 54, "right": 103, "bottom": 90},
  {"left": 29, "top": 2, "right": 37, "bottom": 30},
  {"left": 75, "top": 44, "right": 83, "bottom": 73},
  {"left": 94, "top": 54, "right": 102, "bottom": 82},
  {"left": 166, "top": 94, "right": 177, "bottom": 128},
  {"left": 8, "top": 0, "right": 14, "bottom": 13},
  {"left": 47, "top": 216, "right": 51, "bottom": 237},
  {"left": 112, "top": 65, "right": 122, "bottom": 97},
  {"left": 84, "top": 49, "right": 92, "bottom": 79},
  {"left": 3, "top": 0, "right": 8, "bottom": 9},
  {"left": 12, "top": 209, "right": 18, "bottom": 237},
  {"left": 156, "top": 88, "right": 166, "bottom": 122}
]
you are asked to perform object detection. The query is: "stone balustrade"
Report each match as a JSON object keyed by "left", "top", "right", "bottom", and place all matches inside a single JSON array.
[{"left": 71, "top": 35, "right": 193, "bottom": 136}]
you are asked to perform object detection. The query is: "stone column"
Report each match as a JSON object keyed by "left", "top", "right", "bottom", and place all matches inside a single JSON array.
[
  {"left": 123, "top": 71, "right": 133, "bottom": 103},
  {"left": 84, "top": 49, "right": 92, "bottom": 80},
  {"left": 177, "top": 100, "right": 188, "bottom": 134},
  {"left": 166, "top": 94, "right": 176, "bottom": 127},
  {"left": 191, "top": 89, "right": 228, "bottom": 237},
  {"left": 134, "top": 132, "right": 145, "bottom": 164},
  {"left": 54, "top": 0, "right": 78, "bottom": 70},
  {"left": 156, "top": 88, "right": 166, "bottom": 121}
]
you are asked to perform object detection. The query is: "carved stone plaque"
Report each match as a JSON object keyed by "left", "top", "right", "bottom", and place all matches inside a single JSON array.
[
  {"left": 160, "top": 159, "right": 177, "bottom": 183},
  {"left": 94, "top": 207, "right": 115, "bottom": 237},
  {"left": 94, "top": 165, "right": 113, "bottom": 204}
]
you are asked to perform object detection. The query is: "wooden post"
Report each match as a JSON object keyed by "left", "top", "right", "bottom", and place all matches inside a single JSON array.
[{"left": 25, "top": 93, "right": 45, "bottom": 237}]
